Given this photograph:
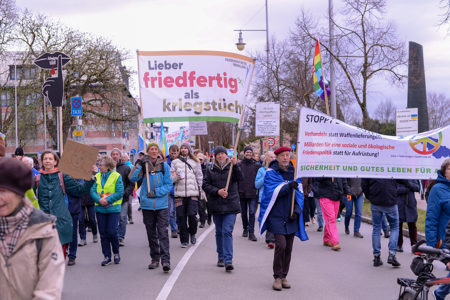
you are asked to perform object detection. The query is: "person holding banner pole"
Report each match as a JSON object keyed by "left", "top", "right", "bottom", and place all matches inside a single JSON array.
[
  {"left": 202, "top": 146, "right": 242, "bottom": 272},
  {"left": 258, "top": 146, "right": 308, "bottom": 291}
]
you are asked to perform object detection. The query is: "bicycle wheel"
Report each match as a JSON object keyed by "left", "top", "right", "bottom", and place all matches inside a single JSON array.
[{"left": 399, "top": 288, "right": 422, "bottom": 300}]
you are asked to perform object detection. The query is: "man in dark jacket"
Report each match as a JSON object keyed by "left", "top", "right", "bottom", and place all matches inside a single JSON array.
[
  {"left": 202, "top": 146, "right": 242, "bottom": 272},
  {"left": 361, "top": 178, "right": 400, "bottom": 267},
  {"left": 345, "top": 178, "right": 364, "bottom": 238},
  {"left": 237, "top": 146, "right": 260, "bottom": 241},
  {"left": 111, "top": 149, "right": 134, "bottom": 246},
  {"left": 79, "top": 192, "right": 98, "bottom": 246}
]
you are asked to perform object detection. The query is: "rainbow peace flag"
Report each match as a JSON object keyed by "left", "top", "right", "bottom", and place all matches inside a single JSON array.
[
  {"left": 160, "top": 122, "right": 168, "bottom": 157},
  {"left": 313, "top": 40, "right": 330, "bottom": 100},
  {"left": 0, "top": 131, "right": 5, "bottom": 140}
]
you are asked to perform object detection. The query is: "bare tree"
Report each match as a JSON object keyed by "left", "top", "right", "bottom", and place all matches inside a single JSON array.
[
  {"left": 374, "top": 98, "right": 396, "bottom": 123},
  {"left": 428, "top": 92, "right": 450, "bottom": 129},
  {"left": 295, "top": 0, "right": 407, "bottom": 128},
  {"left": 6, "top": 10, "right": 138, "bottom": 147},
  {"left": 440, "top": 0, "right": 450, "bottom": 25}
]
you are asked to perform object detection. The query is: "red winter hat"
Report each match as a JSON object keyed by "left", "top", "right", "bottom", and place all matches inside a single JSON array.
[{"left": 274, "top": 146, "right": 291, "bottom": 155}]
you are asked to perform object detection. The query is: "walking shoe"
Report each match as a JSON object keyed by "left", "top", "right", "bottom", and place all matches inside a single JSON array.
[
  {"left": 114, "top": 254, "right": 120, "bottom": 264},
  {"left": 345, "top": 226, "right": 350, "bottom": 235},
  {"left": 317, "top": 226, "right": 323, "bottom": 232},
  {"left": 78, "top": 239, "right": 87, "bottom": 246},
  {"left": 148, "top": 261, "right": 159, "bottom": 269},
  {"left": 272, "top": 278, "right": 282, "bottom": 291},
  {"left": 129, "top": 218, "right": 134, "bottom": 224},
  {"left": 67, "top": 258, "right": 76, "bottom": 266},
  {"left": 387, "top": 254, "right": 401, "bottom": 267},
  {"left": 383, "top": 230, "right": 390, "bottom": 238},
  {"left": 323, "top": 241, "right": 333, "bottom": 247},
  {"left": 267, "top": 243, "right": 275, "bottom": 249},
  {"left": 93, "top": 235, "right": 98, "bottom": 243},
  {"left": 162, "top": 262, "right": 171, "bottom": 273},
  {"left": 138, "top": 207, "right": 142, "bottom": 211},
  {"left": 199, "top": 223, "right": 205, "bottom": 228},
  {"left": 305, "top": 221, "right": 311, "bottom": 227},
  {"left": 331, "top": 244, "right": 341, "bottom": 251},
  {"left": 190, "top": 235, "right": 196, "bottom": 245},
  {"left": 373, "top": 255, "right": 383, "bottom": 267},
  {"left": 225, "top": 262, "right": 234, "bottom": 272},
  {"left": 311, "top": 217, "right": 316, "bottom": 224},
  {"left": 242, "top": 229, "right": 248, "bottom": 238},
  {"left": 171, "top": 231, "right": 178, "bottom": 238},
  {"left": 248, "top": 233, "right": 257, "bottom": 242},
  {"left": 337, "top": 215, "right": 342, "bottom": 222},
  {"left": 397, "top": 246, "right": 404, "bottom": 253},
  {"left": 354, "top": 232, "right": 364, "bottom": 238},
  {"left": 87, "top": 227, "right": 92, "bottom": 232},
  {"left": 281, "top": 278, "right": 291, "bottom": 289},
  {"left": 217, "top": 259, "right": 225, "bottom": 267},
  {"left": 119, "top": 239, "right": 125, "bottom": 247},
  {"left": 101, "top": 257, "right": 112, "bottom": 266},
  {"left": 181, "top": 243, "right": 188, "bottom": 248}
]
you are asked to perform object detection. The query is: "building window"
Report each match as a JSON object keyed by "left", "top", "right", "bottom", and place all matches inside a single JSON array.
[
  {"left": 24, "top": 93, "right": 40, "bottom": 106},
  {"left": 0, "top": 91, "right": 11, "bottom": 107},
  {"left": 9, "top": 65, "right": 38, "bottom": 80}
]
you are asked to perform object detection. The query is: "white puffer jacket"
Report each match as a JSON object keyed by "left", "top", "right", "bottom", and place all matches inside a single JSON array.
[{"left": 171, "top": 156, "right": 203, "bottom": 198}]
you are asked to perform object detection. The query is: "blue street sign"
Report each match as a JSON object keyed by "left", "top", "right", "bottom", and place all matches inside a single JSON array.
[
  {"left": 71, "top": 96, "right": 82, "bottom": 116},
  {"left": 130, "top": 149, "right": 136, "bottom": 154},
  {"left": 291, "top": 144, "right": 296, "bottom": 150}
]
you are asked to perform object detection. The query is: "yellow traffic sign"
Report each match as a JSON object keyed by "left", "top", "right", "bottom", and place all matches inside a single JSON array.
[{"left": 73, "top": 130, "right": 82, "bottom": 137}]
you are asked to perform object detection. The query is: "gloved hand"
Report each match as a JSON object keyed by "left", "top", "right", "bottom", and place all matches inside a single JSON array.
[
  {"left": 139, "top": 155, "right": 150, "bottom": 169},
  {"left": 288, "top": 181, "right": 299, "bottom": 190},
  {"left": 289, "top": 212, "right": 299, "bottom": 222}
]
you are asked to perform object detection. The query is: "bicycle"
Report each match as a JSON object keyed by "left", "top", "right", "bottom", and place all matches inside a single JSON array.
[{"left": 397, "top": 240, "right": 450, "bottom": 300}]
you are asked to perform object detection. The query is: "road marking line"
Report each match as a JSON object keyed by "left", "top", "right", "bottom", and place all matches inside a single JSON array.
[{"left": 156, "top": 224, "right": 215, "bottom": 300}]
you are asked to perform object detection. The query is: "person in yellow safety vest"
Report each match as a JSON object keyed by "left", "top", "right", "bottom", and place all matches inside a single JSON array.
[{"left": 90, "top": 155, "right": 124, "bottom": 266}]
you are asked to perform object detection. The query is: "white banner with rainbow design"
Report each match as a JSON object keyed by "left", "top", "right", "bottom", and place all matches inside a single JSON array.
[{"left": 296, "top": 107, "right": 450, "bottom": 179}]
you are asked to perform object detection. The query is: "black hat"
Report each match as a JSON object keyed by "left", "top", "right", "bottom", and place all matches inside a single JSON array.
[
  {"left": 14, "top": 147, "right": 24, "bottom": 156},
  {"left": 244, "top": 146, "right": 253, "bottom": 153},
  {"left": 214, "top": 146, "right": 227, "bottom": 156},
  {"left": 0, "top": 158, "right": 33, "bottom": 197}
]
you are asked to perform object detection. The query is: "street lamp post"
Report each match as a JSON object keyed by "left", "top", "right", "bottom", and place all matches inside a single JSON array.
[{"left": 14, "top": 55, "right": 18, "bottom": 149}]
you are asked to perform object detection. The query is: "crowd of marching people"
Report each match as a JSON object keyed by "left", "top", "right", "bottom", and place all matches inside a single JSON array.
[{"left": 0, "top": 134, "right": 449, "bottom": 298}]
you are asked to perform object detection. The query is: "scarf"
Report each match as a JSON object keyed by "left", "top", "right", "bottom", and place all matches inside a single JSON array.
[
  {"left": 39, "top": 168, "right": 59, "bottom": 175},
  {"left": 0, "top": 198, "right": 34, "bottom": 259}
]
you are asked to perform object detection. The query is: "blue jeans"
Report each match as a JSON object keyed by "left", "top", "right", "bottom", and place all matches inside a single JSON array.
[
  {"left": 168, "top": 194, "right": 178, "bottom": 232},
  {"left": 344, "top": 194, "right": 363, "bottom": 233},
  {"left": 213, "top": 213, "right": 236, "bottom": 263},
  {"left": 68, "top": 213, "right": 80, "bottom": 259},
  {"left": 381, "top": 213, "right": 388, "bottom": 232},
  {"left": 79, "top": 206, "right": 97, "bottom": 240},
  {"left": 240, "top": 197, "right": 258, "bottom": 233},
  {"left": 434, "top": 272, "right": 450, "bottom": 300},
  {"left": 314, "top": 197, "right": 324, "bottom": 227},
  {"left": 96, "top": 212, "right": 120, "bottom": 258},
  {"left": 371, "top": 204, "right": 399, "bottom": 256},
  {"left": 118, "top": 200, "right": 128, "bottom": 240}
]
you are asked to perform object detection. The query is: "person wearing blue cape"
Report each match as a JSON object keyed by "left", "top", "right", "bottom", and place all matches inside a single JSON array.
[{"left": 258, "top": 146, "right": 308, "bottom": 291}]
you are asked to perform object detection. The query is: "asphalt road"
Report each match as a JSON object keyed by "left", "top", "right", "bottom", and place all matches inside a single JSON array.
[{"left": 63, "top": 199, "right": 446, "bottom": 300}]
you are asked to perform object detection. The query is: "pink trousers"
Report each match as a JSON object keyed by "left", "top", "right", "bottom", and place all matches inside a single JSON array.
[{"left": 320, "top": 198, "right": 340, "bottom": 246}]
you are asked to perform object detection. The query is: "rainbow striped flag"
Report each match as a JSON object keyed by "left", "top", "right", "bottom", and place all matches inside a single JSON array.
[
  {"left": 160, "top": 122, "right": 168, "bottom": 157},
  {"left": 0, "top": 131, "right": 5, "bottom": 140},
  {"left": 313, "top": 40, "right": 330, "bottom": 100}
]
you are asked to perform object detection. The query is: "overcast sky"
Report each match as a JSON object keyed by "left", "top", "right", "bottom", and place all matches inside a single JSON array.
[{"left": 14, "top": 0, "right": 450, "bottom": 129}]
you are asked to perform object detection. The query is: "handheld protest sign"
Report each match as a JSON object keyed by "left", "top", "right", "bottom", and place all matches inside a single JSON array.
[{"left": 59, "top": 140, "right": 99, "bottom": 180}]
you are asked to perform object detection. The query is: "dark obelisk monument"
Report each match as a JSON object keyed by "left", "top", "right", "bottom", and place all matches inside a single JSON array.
[{"left": 407, "top": 41, "right": 429, "bottom": 133}]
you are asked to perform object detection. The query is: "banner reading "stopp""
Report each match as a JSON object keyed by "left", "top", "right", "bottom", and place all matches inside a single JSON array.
[
  {"left": 296, "top": 107, "right": 450, "bottom": 179},
  {"left": 137, "top": 50, "right": 255, "bottom": 123}
]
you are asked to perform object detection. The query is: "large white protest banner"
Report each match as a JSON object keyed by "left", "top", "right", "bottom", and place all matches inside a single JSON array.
[
  {"left": 137, "top": 50, "right": 255, "bottom": 123},
  {"left": 296, "top": 107, "right": 450, "bottom": 179},
  {"left": 255, "top": 102, "right": 280, "bottom": 137}
]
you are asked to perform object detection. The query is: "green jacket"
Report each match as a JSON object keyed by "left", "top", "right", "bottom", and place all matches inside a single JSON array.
[{"left": 34, "top": 172, "right": 94, "bottom": 245}]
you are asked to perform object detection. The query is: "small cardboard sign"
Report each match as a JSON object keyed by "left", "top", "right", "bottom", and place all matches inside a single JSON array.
[{"left": 59, "top": 140, "right": 99, "bottom": 180}]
